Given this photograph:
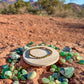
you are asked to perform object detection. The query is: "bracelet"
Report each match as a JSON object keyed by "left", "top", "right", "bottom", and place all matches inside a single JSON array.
[{"left": 29, "top": 47, "right": 52, "bottom": 59}]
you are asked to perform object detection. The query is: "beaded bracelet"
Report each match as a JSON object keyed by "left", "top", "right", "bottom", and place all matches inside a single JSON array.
[{"left": 29, "top": 47, "right": 52, "bottom": 59}]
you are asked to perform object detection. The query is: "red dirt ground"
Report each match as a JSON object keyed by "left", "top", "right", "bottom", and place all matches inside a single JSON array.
[{"left": 0, "top": 14, "right": 84, "bottom": 84}]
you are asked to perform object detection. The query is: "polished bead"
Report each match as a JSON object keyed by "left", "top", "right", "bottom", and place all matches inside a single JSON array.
[
  {"left": 27, "top": 71, "right": 36, "bottom": 79},
  {"left": 12, "top": 76, "right": 18, "bottom": 81},
  {"left": 52, "top": 72, "right": 60, "bottom": 79},
  {"left": 48, "top": 76, "right": 54, "bottom": 81},
  {"left": 61, "top": 59, "right": 66, "bottom": 63},
  {"left": 17, "top": 66, "right": 22, "bottom": 71},
  {"left": 4, "top": 71, "right": 12, "bottom": 77},
  {"left": 22, "top": 69, "right": 27, "bottom": 75},
  {"left": 50, "top": 68, "right": 55, "bottom": 72},
  {"left": 61, "top": 81, "right": 68, "bottom": 84},
  {"left": 60, "top": 52, "right": 65, "bottom": 57},
  {"left": 77, "top": 56, "right": 83, "bottom": 60},
  {"left": 8, "top": 58, "right": 12, "bottom": 63},
  {"left": 48, "top": 81, "right": 55, "bottom": 84},
  {"left": 63, "top": 47, "right": 72, "bottom": 52},
  {"left": 10, "top": 65, "right": 15, "bottom": 71},
  {"left": 60, "top": 67, "right": 74, "bottom": 78},
  {"left": 78, "top": 60, "right": 84, "bottom": 64},
  {"left": 55, "top": 80, "right": 61, "bottom": 84},
  {"left": 51, "top": 64, "right": 57, "bottom": 68},
  {"left": 2, "top": 65, "right": 8, "bottom": 69},
  {"left": 66, "top": 56, "right": 71, "bottom": 60},
  {"left": 14, "top": 70, "right": 18, "bottom": 75},
  {"left": 42, "top": 77, "right": 50, "bottom": 84},
  {"left": 21, "top": 76, "right": 26, "bottom": 81}
]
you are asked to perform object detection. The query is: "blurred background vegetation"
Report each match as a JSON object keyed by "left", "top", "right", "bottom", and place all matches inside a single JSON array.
[{"left": 0, "top": 0, "right": 84, "bottom": 18}]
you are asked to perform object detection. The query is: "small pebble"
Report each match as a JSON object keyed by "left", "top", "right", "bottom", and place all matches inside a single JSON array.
[
  {"left": 10, "top": 65, "right": 15, "bottom": 71},
  {"left": 5, "top": 71, "right": 12, "bottom": 77},
  {"left": 2, "top": 65, "right": 8, "bottom": 69},
  {"left": 51, "top": 64, "right": 57, "bottom": 68}
]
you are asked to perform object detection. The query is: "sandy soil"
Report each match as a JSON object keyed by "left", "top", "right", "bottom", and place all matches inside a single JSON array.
[{"left": 0, "top": 14, "right": 84, "bottom": 84}]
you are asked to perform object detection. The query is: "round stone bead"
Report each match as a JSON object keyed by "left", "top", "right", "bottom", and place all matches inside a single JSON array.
[
  {"left": 13, "top": 81, "right": 19, "bottom": 84},
  {"left": 22, "top": 69, "right": 27, "bottom": 75},
  {"left": 42, "top": 77, "right": 50, "bottom": 84},
  {"left": 27, "top": 71, "right": 36, "bottom": 79},
  {"left": 50, "top": 68, "right": 56, "bottom": 72},
  {"left": 48, "top": 81, "right": 55, "bottom": 84},
  {"left": 61, "top": 59, "right": 66, "bottom": 63},
  {"left": 48, "top": 76, "right": 54, "bottom": 81},
  {"left": 16, "top": 51, "right": 21, "bottom": 54},
  {"left": 60, "top": 52, "right": 65, "bottom": 57},
  {"left": 51, "top": 64, "right": 57, "bottom": 68},
  {"left": 61, "top": 81, "right": 68, "bottom": 84},
  {"left": 63, "top": 47, "right": 72, "bottom": 52},
  {"left": 63, "top": 78, "right": 68, "bottom": 83}
]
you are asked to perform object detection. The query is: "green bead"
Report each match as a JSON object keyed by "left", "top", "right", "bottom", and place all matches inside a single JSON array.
[
  {"left": 21, "top": 76, "right": 26, "bottom": 81},
  {"left": 10, "top": 65, "right": 15, "bottom": 71},
  {"left": 48, "top": 81, "right": 55, "bottom": 84},
  {"left": 13, "top": 81, "right": 19, "bottom": 84},
  {"left": 16, "top": 51, "right": 20, "bottom": 54},
  {"left": 68, "top": 59, "right": 73, "bottom": 62},
  {"left": 55, "top": 80, "right": 61, "bottom": 84},
  {"left": 78, "top": 60, "right": 84, "bottom": 64},
  {"left": 17, "top": 74, "right": 23, "bottom": 79},
  {"left": 27, "top": 71, "right": 36, "bottom": 79},
  {"left": 66, "top": 53, "right": 72, "bottom": 57},
  {"left": 42, "top": 77, "right": 50, "bottom": 84},
  {"left": 66, "top": 56, "right": 71, "bottom": 60},
  {"left": 2, "top": 65, "right": 8, "bottom": 69},
  {"left": 14, "top": 70, "right": 18, "bottom": 75},
  {"left": 73, "top": 52, "right": 79, "bottom": 56},
  {"left": 61, "top": 59, "right": 66, "bottom": 63},
  {"left": 56, "top": 67, "right": 60, "bottom": 72},
  {"left": 17, "top": 66, "right": 22, "bottom": 71},
  {"left": 50, "top": 68, "right": 56, "bottom": 72},
  {"left": 60, "top": 52, "right": 65, "bottom": 57},
  {"left": 12, "top": 76, "right": 18, "bottom": 81},
  {"left": 48, "top": 76, "right": 54, "bottom": 81},
  {"left": 4, "top": 71, "right": 12, "bottom": 77},
  {"left": 8, "top": 58, "right": 12, "bottom": 63},
  {"left": 22, "top": 69, "right": 27, "bottom": 75},
  {"left": 77, "top": 56, "right": 83, "bottom": 60},
  {"left": 61, "top": 81, "right": 68, "bottom": 84},
  {"left": 51, "top": 64, "right": 57, "bottom": 68},
  {"left": 30, "top": 41, "right": 34, "bottom": 45}
]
